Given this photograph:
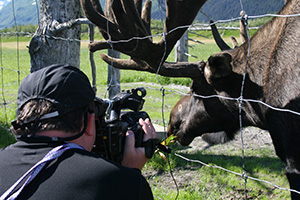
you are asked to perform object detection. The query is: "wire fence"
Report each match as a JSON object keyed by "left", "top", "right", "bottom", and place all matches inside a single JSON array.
[{"left": 1, "top": 0, "right": 300, "bottom": 199}]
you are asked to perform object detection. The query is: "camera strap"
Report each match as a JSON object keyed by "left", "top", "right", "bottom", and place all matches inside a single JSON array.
[
  {"left": 141, "top": 139, "right": 171, "bottom": 159},
  {"left": 0, "top": 143, "right": 84, "bottom": 200},
  {"left": 141, "top": 139, "right": 158, "bottom": 158}
]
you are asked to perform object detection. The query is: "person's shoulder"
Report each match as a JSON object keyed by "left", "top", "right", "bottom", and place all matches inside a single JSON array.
[
  {"left": 68, "top": 149, "right": 138, "bottom": 172},
  {"left": 67, "top": 149, "right": 145, "bottom": 183}
]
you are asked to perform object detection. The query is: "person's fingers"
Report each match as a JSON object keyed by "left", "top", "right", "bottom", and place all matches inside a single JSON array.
[
  {"left": 144, "top": 118, "right": 155, "bottom": 133},
  {"left": 139, "top": 118, "right": 157, "bottom": 141},
  {"left": 122, "top": 130, "right": 147, "bottom": 170}
]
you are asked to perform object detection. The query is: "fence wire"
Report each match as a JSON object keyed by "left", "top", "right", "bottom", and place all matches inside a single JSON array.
[{"left": 1, "top": 1, "right": 300, "bottom": 199}]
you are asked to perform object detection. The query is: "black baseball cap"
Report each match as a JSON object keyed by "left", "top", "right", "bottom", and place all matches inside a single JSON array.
[{"left": 16, "top": 64, "right": 95, "bottom": 118}]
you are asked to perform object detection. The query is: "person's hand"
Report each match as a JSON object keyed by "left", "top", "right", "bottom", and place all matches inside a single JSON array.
[{"left": 121, "top": 118, "right": 157, "bottom": 170}]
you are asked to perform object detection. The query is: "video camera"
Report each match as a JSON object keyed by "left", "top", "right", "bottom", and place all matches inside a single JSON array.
[{"left": 92, "top": 87, "right": 160, "bottom": 162}]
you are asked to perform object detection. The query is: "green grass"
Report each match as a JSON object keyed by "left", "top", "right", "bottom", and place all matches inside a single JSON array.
[{"left": 145, "top": 145, "right": 289, "bottom": 199}]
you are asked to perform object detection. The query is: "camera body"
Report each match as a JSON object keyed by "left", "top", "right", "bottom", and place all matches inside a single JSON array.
[{"left": 92, "top": 88, "right": 148, "bottom": 162}]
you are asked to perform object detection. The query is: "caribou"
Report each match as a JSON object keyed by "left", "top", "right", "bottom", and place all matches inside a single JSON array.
[{"left": 80, "top": 0, "right": 300, "bottom": 199}]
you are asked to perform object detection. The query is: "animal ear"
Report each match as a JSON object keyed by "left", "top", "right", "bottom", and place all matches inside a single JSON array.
[{"left": 204, "top": 52, "right": 233, "bottom": 84}]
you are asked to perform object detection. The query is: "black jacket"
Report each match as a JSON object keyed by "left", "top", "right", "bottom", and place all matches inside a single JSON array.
[{"left": 0, "top": 141, "right": 153, "bottom": 200}]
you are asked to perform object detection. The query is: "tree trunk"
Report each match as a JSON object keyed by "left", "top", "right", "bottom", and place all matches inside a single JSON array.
[{"left": 28, "top": 0, "right": 81, "bottom": 72}]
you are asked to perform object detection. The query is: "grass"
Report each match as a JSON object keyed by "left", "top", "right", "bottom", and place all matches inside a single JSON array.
[{"left": 0, "top": 28, "right": 290, "bottom": 199}]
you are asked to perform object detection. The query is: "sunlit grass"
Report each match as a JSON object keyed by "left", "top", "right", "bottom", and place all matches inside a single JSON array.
[{"left": 145, "top": 145, "right": 290, "bottom": 199}]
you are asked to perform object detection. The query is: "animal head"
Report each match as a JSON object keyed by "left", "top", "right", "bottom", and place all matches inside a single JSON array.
[{"left": 167, "top": 52, "right": 245, "bottom": 145}]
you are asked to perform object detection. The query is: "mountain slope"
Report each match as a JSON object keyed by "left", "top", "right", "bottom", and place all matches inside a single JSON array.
[
  {"left": 0, "top": 0, "right": 39, "bottom": 29},
  {"left": 0, "top": 0, "right": 284, "bottom": 29},
  {"left": 195, "top": 0, "right": 284, "bottom": 22},
  {"left": 151, "top": 0, "right": 284, "bottom": 22}
]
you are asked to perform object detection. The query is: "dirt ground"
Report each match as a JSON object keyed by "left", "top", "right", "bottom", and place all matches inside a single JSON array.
[{"left": 178, "top": 127, "right": 275, "bottom": 155}]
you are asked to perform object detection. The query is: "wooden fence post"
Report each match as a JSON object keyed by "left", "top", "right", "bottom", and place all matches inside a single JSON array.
[
  {"left": 88, "top": 24, "right": 97, "bottom": 92},
  {"left": 107, "top": 49, "right": 120, "bottom": 99},
  {"left": 175, "top": 30, "right": 188, "bottom": 62}
]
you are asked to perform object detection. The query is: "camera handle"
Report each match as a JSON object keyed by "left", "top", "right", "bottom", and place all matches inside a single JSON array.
[
  {"left": 103, "top": 99, "right": 121, "bottom": 122},
  {"left": 103, "top": 99, "right": 113, "bottom": 120}
]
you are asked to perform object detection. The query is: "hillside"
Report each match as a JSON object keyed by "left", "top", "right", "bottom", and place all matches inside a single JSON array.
[
  {"left": 0, "top": 0, "right": 284, "bottom": 29},
  {"left": 151, "top": 0, "right": 284, "bottom": 22},
  {"left": 0, "top": 0, "right": 39, "bottom": 29},
  {"left": 195, "top": 0, "right": 284, "bottom": 22}
]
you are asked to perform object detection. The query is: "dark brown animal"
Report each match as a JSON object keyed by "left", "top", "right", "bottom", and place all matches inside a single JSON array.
[
  {"left": 80, "top": 0, "right": 300, "bottom": 198},
  {"left": 168, "top": 2, "right": 300, "bottom": 198}
]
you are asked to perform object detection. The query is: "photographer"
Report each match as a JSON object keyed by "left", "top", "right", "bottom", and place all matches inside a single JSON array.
[{"left": 0, "top": 64, "right": 156, "bottom": 200}]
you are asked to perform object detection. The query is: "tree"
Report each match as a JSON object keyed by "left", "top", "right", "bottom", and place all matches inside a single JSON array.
[{"left": 28, "top": 0, "right": 82, "bottom": 72}]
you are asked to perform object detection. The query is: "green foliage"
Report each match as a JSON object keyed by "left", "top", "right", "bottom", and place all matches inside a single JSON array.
[
  {"left": 0, "top": 24, "right": 38, "bottom": 43},
  {"left": 0, "top": 125, "right": 16, "bottom": 149},
  {"left": 0, "top": 24, "right": 38, "bottom": 34},
  {"left": 151, "top": 19, "right": 164, "bottom": 35},
  {"left": 248, "top": 17, "right": 274, "bottom": 27},
  {"left": 81, "top": 24, "right": 89, "bottom": 34}
]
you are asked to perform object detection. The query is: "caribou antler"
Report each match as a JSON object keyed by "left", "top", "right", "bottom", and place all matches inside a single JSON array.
[
  {"left": 210, "top": 11, "right": 249, "bottom": 51},
  {"left": 239, "top": 11, "right": 249, "bottom": 44},
  {"left": 210, "top": 20, "right": 232, "bottom": 51},
  {"left": 80, "top": 0, "right": 207, "bottom": 78}
]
